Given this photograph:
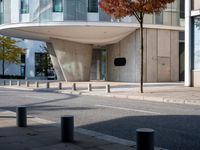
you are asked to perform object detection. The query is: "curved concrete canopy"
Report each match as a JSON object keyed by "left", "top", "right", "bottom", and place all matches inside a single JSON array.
[{"left": 0, "top": 22, "right": 139, "bottom": 45}]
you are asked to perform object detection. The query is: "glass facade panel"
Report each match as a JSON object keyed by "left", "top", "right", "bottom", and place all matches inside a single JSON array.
[
  {"left": 64, "top": 0, "right": 87, "bottom": 21},
  {"left": 40, "top": 0, "right": 52, "bottom": 22},
  {"left": 88, "top": 0, "right": 98, "bottom": 13},
  {"left": 0, "top": 0, "right": 3, "bottom": 24},
  {"left": 193, "top": 17, "right": 200, "bottom": 70},
  {"left": 29, "top": 0, "right": 40, "bottom": 22},
  {"left": 21, "top": 0, "right": 29, "bottom": 14},
  {"left": 155, "top": 13, "right": 163, "bottom": 25},
  {"left": 0, "top": 0, "right": 181, "bottom": 26},
  {"left": 53, "top": 0, "right": 63, "bottom": 12}
]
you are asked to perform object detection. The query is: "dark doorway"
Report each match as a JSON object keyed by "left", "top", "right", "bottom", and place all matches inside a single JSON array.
[{"left": 90, "top": 49, "right": 107, "bottom": 80}]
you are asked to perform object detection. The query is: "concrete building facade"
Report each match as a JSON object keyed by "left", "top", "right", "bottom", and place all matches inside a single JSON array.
[
  {"left": 185, "top": 0, "right": 200, "bottom": 87},
  {"left": 0, "top": 0, "right": 184, "bottom": 82}
]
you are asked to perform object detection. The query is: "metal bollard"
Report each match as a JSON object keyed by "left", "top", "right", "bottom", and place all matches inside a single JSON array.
[
  {"left": 26, "top": 81, "right": 29, "bottom": 87},
  {"left": 72, "top": 83, "right": 76, "bottom": 91},
  {"left": 9, "top": 80, "right": 12, "bottom": 86},
  {"left": 136, "top": 128, "right": 154, "bottom": 150},
  {"left": 61, "top": 116, "right": 74, "bottom": 142},
  {"left": 3, "top": 80, "right": 6, "bottom": 86},
  {"left": 106, "top": 84, "right": 110, "bottom": 93},
  {"left": 17, "top": 81, "right": 21, "bottom": 86},
  {"left": 46, "top": 82, "right": 50, "bottom": 88},
  {"left": 16, "top": 106, "right": 27, "bottom": 127},
  {"left": 59, "top": 82, "right": 62, "bottom": 90},
  {"left": 88, "top": 83, "right": 92, "bottom": 92},
  {"left": 35, "top": 81, "right": 39, "bottom": 88}
]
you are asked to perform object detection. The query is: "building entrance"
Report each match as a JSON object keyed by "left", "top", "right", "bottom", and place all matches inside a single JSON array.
[{"left": 90, "top": 49, "right": 107, "bottom": 81}]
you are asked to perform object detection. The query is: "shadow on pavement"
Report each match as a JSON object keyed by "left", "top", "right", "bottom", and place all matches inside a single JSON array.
[{"left": 80, "top": 115, "right": 200, "bottom": 150}]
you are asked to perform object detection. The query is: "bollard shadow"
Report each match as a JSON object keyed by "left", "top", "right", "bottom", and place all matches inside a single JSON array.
[{"left": 80, "top": 115, "right": 200, "bottom": 150}]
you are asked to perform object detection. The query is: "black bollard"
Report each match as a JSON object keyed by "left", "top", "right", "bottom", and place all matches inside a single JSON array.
[
  {"left": 9, "top": 80, "right": 12, "bottom": 86},
  {"left": 17, "top": 81, "right": 21, "bottom": 86},
  {"left": 88, "top": 83, "right": 92, "bottom": 92},
  {"left": 35, "top": 81, "right": 39, "bottom": 88},
  {"left": 46, "top": 82, "right": 50, "bottom": 88},
  {"left": 59, "top": 82, "right": 62, "bottom": 90},
  {"left": 136, "top": 128, "right": 154, "bottom": 150},
  {"left": 61, "top": 116, "right": 74, "bottom": 142},
  {"left": 26, "top": 81, "right": 29, "bottom": 87},
  {"left": 3, "top": 80, "right": 6, "bottom": 86},
  {"left": 106, "top": 84, "right": 110, "bottom": 93},
  {"left": 16, "top": 106, "right": 27, "bottom": 127},
  {"left": 72, "top": 83, "right": 76, "bottom": 91}
]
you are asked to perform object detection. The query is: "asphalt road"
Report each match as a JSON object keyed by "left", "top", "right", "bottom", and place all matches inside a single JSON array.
[{"left": 0, "top": 87, "right": 200, "bottom": 150}]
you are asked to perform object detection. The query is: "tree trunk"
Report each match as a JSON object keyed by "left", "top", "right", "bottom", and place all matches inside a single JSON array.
[
  {"left": 2, "top": 46, "right": 5, "bottom": 77},
  {"left": 140, "top": 17, "right": 144, "bottom": 93}
]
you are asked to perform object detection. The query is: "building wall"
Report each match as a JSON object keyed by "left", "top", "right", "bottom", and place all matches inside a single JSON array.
[
  {"left": 1, "top": 0, "right": 181, "bottom": 27},
  {"left": 50, "top": 38, "right": 92, "bottom": 82},
  {"left": 107, "top": 28, "right": 179, "bottom": 82},
  {"left": 192, "top": 0, "right": 200, "bottom": 10}
]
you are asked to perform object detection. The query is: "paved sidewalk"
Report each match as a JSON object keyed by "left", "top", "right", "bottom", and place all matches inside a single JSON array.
[
  {"left": 1, "top": 80, "right": 200, "bottom": 105},
  {"left": 0, "top": 109, "right": 137, "bottom": 150}
]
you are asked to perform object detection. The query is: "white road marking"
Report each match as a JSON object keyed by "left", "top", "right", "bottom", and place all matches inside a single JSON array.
[
  {"left": 22, "top": 95, "right": 49, "bottom": 100},
  {"left": 95, "top": 104, "right": 161, "bottom": 115}
]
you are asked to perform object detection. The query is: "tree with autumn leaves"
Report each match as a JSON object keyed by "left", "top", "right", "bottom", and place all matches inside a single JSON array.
[
  {"left": 0, "top": 36, "right": 26, "bottom": 77},
  {"left": 99, "top": 0, "right": 175, "bottom": 93}
]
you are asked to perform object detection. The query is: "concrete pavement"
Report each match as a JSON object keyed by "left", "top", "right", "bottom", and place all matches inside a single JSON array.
[
  {"left": 0, "top": 87, "right": 200, "bottom": 149},
  {"left": 0, "top": 109, "right": 136, "bottom": 150},
  {"left": 1, "top": 80, "right": 200, "bottom": 106}
]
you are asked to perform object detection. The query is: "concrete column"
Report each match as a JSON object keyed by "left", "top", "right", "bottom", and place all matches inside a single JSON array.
[
  {"left": 185, "top": 0, "right": 192, "bottom": 87},
  {"left": 46, "top": 43, "right": 65, "bottom": 81},
  {"left": 51, "top": 38, "right": 92, "bottom": 82}
]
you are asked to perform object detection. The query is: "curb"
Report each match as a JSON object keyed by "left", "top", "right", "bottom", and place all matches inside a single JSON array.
[{"left": 1, "top": 85, "right": 200, "bottom": 106}]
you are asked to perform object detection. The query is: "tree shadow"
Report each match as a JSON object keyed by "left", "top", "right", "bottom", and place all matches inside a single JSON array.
[{"left": 80, "top": 115, "right": 200, "bottom": 150}]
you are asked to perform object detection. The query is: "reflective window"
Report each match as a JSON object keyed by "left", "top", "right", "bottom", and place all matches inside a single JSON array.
[
  {"left": 88, "top": 0, "right": 98, "bottom": 13},
  {"left": 35, "top": 52, "right": 54, "bottom": 77},
  {"left": 0, "top": 0, "right": 3, "bottom": 24},
  {"left": 21, "top": 0, "right": 29, "bottom": 14},
  {"left": 193, "top": 16, "right": 200, "bottom": 70},
  {"left": 53, "top": 0, "right": 63, "bottom": 12},
  {"left": 64, "top": 0, "right": 87, "bottom": 21}
]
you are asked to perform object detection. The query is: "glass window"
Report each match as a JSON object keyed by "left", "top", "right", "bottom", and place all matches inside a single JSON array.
[
  {"left": 64, "top": 0, "right": 87, "bottom": 21},
  {"left": 21, "top": 0, "right": 29, "bottom": 14},
  {"left": 88, "top": 0, "right": 98, "bottom": 13},
  {"left": 0, "top": 0, "right": 3, "bottom": 24},
  {"left": 53, "top": 0, "right": 63, "bottom": 12},
  {"left": 35, "top": 52, "right": 54, "bottom": 77},
  {"left": 180, "top": 0, "right": 185, "bottom": 19},
  {"left": 193, "top": 17, "right": 200, "bottom": 70}
]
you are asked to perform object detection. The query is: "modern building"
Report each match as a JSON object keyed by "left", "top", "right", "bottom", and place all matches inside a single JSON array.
[
  {"left": 0, "top": 0, "right": 184, "bottom": 82},
  {"left": 185, "top": 0, "right": 200, "bottom": 87},
  {"left": 0, "top": 39, "right": 54, "bottom": 80}
]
